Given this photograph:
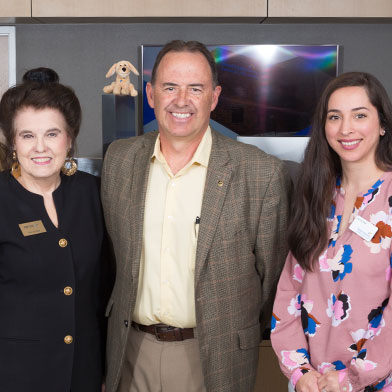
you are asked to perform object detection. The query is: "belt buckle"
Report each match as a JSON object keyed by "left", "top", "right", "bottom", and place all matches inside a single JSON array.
[
  {"left": 153, "top": 324, "right": 167, "bottom": 341},
  {"left": 154, "top": 324, "right": 179, "bottom": 341}
]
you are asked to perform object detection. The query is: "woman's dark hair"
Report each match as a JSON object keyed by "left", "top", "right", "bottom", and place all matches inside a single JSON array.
[
  {"left": 0, "top": 71, "right": 81, "bottom": 170},
  {"left": 22, "top": 67, "right": 60, "bottom": 84},
  {"left": 0, "top": 142, "right": 6, "bottom": 171},
  {"left": 289, "top": 71, "right": 392, "bottom": 271}
]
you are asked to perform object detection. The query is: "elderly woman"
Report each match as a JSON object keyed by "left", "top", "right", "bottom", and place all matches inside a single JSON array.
[
  {"left": 272, "top": 72, "right": 392, "bottom": 392},
  {"left": 0, "top": 74, "right": 105, "bottom": 391}
]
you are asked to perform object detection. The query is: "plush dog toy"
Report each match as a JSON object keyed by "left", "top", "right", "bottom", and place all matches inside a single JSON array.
[{"left": 103, "top": 60, "right": 139, "bottom": 96}]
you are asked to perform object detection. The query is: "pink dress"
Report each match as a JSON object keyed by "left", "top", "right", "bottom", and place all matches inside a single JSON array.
[{"left": 271, "top": 173, "right": 392, "bottom": 391}]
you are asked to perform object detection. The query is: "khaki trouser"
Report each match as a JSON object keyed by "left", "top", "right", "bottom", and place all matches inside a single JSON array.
[{"left": 118, "top": 326, "right": 206, "bottom": 392}]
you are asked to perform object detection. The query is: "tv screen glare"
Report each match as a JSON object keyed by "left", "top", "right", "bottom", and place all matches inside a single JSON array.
[{"left": 142, "top": 44, "right": 338, "bottom": 138}]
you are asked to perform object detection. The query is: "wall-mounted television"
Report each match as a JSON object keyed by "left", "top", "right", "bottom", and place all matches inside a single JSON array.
[{"left": 142, "top": 44, "right": 339, "bottom": 161}]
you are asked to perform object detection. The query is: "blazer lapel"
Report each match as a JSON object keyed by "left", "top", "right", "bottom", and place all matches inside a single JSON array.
[
  {"left": 195, "top": 131, "right": 233, "bottom": 284},
  {"left": 127, "top": 133, "right": 157, "bottom": 281}
]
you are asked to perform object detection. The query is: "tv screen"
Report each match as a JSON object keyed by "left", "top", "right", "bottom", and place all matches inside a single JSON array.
[{"left": 142, "top": 44, "right": 338, "bottom": 137}]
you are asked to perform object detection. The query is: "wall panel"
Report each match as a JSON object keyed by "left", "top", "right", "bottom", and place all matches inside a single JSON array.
[{"left": 15, "top": 23, "right": 392, "bottom": 157}]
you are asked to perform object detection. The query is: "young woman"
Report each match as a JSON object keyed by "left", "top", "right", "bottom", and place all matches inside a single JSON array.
[{"left": 271, "top": 72, "right": 392, "bottom": 392}]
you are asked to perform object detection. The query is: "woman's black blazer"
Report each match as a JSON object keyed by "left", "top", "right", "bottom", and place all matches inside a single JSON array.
[{"left": 0, "top": 170, "right": 104, "bottom": 392}]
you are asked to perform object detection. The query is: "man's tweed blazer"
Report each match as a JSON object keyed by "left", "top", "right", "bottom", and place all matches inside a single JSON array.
[{"left": 101, "top": 130, "right": 290, "bottom": 392}]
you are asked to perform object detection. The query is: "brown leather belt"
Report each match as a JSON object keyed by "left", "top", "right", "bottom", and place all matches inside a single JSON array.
[{"left": 132, "top": 321, "right": 194, "bottom": 341}]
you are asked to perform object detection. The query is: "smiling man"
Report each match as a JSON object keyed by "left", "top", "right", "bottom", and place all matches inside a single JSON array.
[{"left": 101, "top": 40, "right": 291, "bottom": 392}]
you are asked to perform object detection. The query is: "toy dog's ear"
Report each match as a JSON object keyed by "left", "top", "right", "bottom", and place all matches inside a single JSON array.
[
  {"left": 105, "top": 63, "right": 118, "bottom": 78},
  {"left": 125, "top": 61, "right": 140, "bottom": 76}
]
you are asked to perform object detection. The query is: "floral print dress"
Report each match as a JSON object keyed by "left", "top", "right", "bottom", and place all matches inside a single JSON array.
[{"left": 271, "top": 172, "right": 392, "bottom": 392}]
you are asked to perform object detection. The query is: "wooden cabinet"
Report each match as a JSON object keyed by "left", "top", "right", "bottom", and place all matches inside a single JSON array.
[
  {"left": 269, "top": 0, "right": 392, "bottom": 18},
  {"left": 0, "top": 0, "right": 31, "bottom": 17},
  {"left": 254, "top": 340, "right": 288, "bottom": 392},
  {"left": 31, "top": 0, "right": 267, "bottom": 18},
  {"left": 5, "top": 0, "right": 392, "bottom": 19}
]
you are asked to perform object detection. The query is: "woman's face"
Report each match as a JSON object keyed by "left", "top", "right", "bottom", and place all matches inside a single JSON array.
[
  {"left": 13, "top": 107, "right": 71, "bottom": 184},
  {"left": 325, "top": 86, "right": 384, "bottom": 168}
]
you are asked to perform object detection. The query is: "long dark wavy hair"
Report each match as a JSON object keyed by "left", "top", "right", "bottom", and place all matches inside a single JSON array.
[{"left": 288, "top": 71, "right": 392, "bottom": 271}]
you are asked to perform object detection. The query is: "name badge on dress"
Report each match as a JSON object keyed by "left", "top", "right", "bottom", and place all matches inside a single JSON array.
[
  {"left": 19, "top": 220, "right": 47, "bottom": 236},
  {"left": 349, "top": 216, "right": 378, "bottom": 242}
]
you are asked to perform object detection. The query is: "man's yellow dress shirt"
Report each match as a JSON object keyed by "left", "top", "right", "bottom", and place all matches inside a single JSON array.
[{"left": 132, "top": 127, "right": 212, "bottom": 328}]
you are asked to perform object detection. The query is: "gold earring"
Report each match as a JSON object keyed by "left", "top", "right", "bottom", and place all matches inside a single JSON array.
[
  {"left": 11, "top": 151, "right": 21, "bottom": 179},
  {"left": 61, "top": 151, "right": 77, "bottom": 176}
]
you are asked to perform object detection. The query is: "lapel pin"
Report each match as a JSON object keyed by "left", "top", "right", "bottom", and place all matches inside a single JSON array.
[{"left": 218, "top": 180, "right": 224, "bottom": 187}]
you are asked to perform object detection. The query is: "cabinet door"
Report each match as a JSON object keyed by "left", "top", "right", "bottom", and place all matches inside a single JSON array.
[
  {"left": 269, "top": 0, "right": 392, "bottom": 17},
  {"left": 254, "top": 341, "right": 288, "bottom": 392},
  {"left": 0, "top": 0, "right": 31, "bottom": 17},
  {"left": 32, "top": 0, "right": 267, "bottom": 17}
]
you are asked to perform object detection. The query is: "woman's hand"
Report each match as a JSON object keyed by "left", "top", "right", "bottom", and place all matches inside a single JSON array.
[
  {"left": 295, "top": 370, "right": 322, "bottom": 392},
  {"left": 317, "top": 370, "right": 340, "bottom": 392}
]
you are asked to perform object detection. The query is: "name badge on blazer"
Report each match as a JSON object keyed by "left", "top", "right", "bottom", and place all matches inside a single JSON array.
[{"left": 19, "top": 220, "right": 47, "bottom": 236}]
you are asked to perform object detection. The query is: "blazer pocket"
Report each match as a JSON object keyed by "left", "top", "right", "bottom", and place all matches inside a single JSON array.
[
  {"left": 0, "top": 336, "right": 40, "bottom": 343},
  {"left": 105, "top": 297, "right": 115, "bottom": 317},
  {"left": 217, "top": 226, "right": 247, "bottom": 241},
  {"left": 238, "top": 323, "right": 261, "bottom": 350}
]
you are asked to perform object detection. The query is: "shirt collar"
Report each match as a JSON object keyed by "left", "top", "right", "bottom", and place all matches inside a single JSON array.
[{"left": 151, "top": 126, "right": 212, "bottom": 169}]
